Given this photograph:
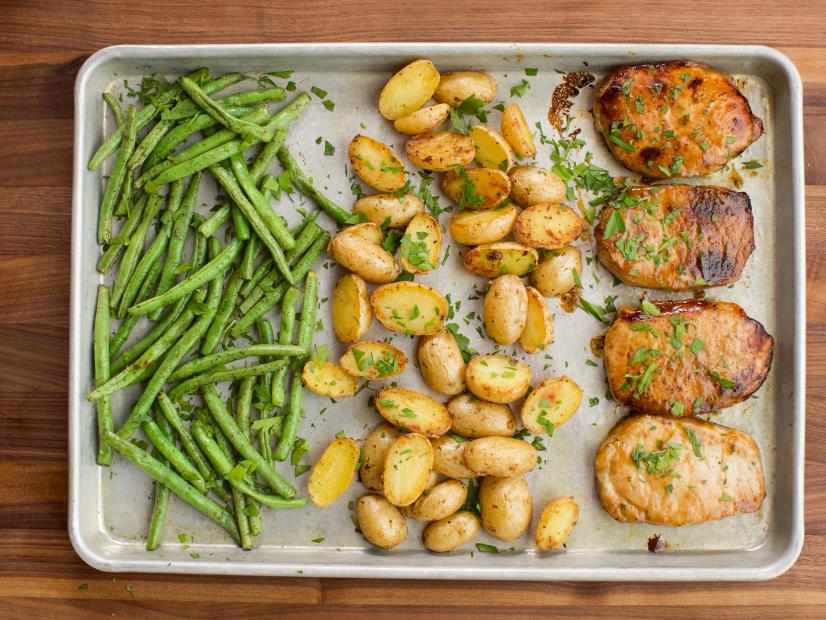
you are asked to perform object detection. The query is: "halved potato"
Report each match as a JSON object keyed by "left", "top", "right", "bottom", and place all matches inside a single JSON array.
[
  {"left": 462, "top": 242, "right": 538, "bottom": 279},
  {"left": 484, "top": 274, "right": 528, "bottom": 345},
  {"left": 343, "top": 221, "right": 383, "bottom": 245},
  {"left": 328, "top": 230, "right": 400, "bottom": 284},
  {"left": 400, "top": 213, "right": 442, "bottom": 274},
  {"left": 509, "top": 166, "right": 567, "bottom": 207},
  {"left": 469, "top": 125, "right": 515, "bottom": 171},
  {"left": 434, "top": 71, "right": 498, "bottom": 106},
  {"left": 405, "top": 131, "right": 475, "bottom": 171},
  {"left": 520, "top": 375, "right": 583, "bottom": 435},
  {"left": 394, "top": 103, "right": 451, "bottom": 135},
  {"left": 356, "top": 494, "right": 408, "bottom": 549},
  {"left": 501, "top": 103, "right": 536, "bottom": 158},
  {"left": 348, "top": 134, "right": 407, "bottom": 192},
  {"left": 418, "top": 328, "right": 466, "bottom": 396},
  {"left": 441, "top": 167, "right": 510, "bottom": 211},
  {"left": 302, "top": 360, "right": 359, "bottom": 398},
  {"left": 424, "top": 510, "right": 480, "bottom": 552},
  {"left": 410, "top": 479, "right": 468, "bottom": 522},
  {"left": 359, "top": 422, "right": 400, "bottom": 493},
  {"left": 465, "top": 354, "right": 531, "bottom": 404},
  {"left": 447, "top": 394, "right": 516, "bottom": 438},
  {"left": 449, "top": 204, "right": 517, "bottom": 245},
  {"left": 383, "top": 433, "right": 434, "bottom": 506},
  {"left": 463, "top": 436, "right": 537, "bottom": 477},
  {"left": 370, "top": 281, "right": 448, "bottom": 335},
  {"left": 332, "top": 273, "right": 372, "bottom": 343},
  {"left": 479, "top": 475, "right": 532, "bottom": 542},
  {"left": 340, "top": 341, "right": 407, "bottom": 380},
  {"left": 379, "top": 59, "right": 440, "bottom": 121},
  {"left": 529, "top": 246, "right": 582, "bottom": 297},
  {"left": 354, "top": 193, "right": 424, "bottom": 228},
  {"left": 514, "top": 203, "right": 586, "bottom": 249},
  {"left": 431, "top": 435, "right": 478, "bottom": 479},
  {"left": 520, "top": 286, "right": 555, "bottom": 353},
  {"left": 307, "top": 437, "right": 360, "bottom": 507},
  {"left": 375, "top": 386, "right": 451, "bottom": 437},
  {"left": 535, "top": 496, "right": 579, "bottom": 550}
]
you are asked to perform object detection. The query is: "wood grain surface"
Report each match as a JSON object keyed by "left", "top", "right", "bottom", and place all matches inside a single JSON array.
[{"left": 1, "top": 1, "right": 823, "bottom": 617}]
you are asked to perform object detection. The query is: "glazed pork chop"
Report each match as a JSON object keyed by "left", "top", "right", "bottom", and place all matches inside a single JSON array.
[
  {"left": 594, "top": 184, "right": 755, "bottom": 291},
  {"left": 603, "top": 300, "right": 773, "bottom": 416},
  {"left": 595, "top": 414, "right": 765, "bottom": 526},
  {"left": 593, "top": 61, "right": 763, "bottom": 178}
]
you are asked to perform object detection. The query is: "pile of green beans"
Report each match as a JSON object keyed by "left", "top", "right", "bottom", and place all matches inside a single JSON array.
[{"left": 86, "top": 67, "right": 337, "bottom": 551}]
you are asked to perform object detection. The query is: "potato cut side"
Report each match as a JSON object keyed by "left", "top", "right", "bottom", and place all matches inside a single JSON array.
[
  {"left": 514, "top": 203, "right": 586, "bottom": 249},
  {"left": 462, "top": 242, "right": 539, "bottom": 279},
  {"left": 501, "top": 103, "right": 537, "bottom": 158},
  {"left": 307, "top": 437, "right": 360, "bottom": 507},
  {"left": 400, "top": 213, "right": 442, "bottom": 274},
  {"left": 328, "top": 230, "right": 400, "bottom": 284},
  {"left": 359, "top": 423, "right": 400, "bottom": 493},
  {"left": 382, "top": 433, "right": 434, "bottom": 506},
  {"left": 301, "top": 360, "right": 359, "bottom": 398},
  {"left": 375, "top": 386, "right": 451, "bottom": 437},
  {"left": 509, "top": 166, "right": 567, "bottom": 207},
  {"left": 348, "top": 134, "right": 407, "bottom": 192},
  {"left": 405, "top": 131, "right": 475, "bottom": 171},
  {"left": 394, "top": 103, "right": 451, "bottom": 135},
  {"left": 469, "top": 125, "right": 515, "bottom": 171},
  {"left": 520, "top": 286, "right": 555, "bottom": 353},
  {"left": 449, "top": 204, "right": 518, "bottom": 246},
  {"left": 342, "top": 221, "right": 383, "bottom": 245},
  {"left": 441, "top": 167, "right": 511, "bottom": 211},
  {"left": 353, "top": 193, "right": 424, "bottom": 228},
  {"left": 331, "top": 273, "right": 373, "bottom": 342},
  {"left": 339, "top": 340, "right": 407, "bottom": 380},
  {"left": 465, "top": 354, "right": 531, "bottom": 404},
  {"left": 371, "top": 281, "right": 448, "bottom": 335},
  {"left": 521, "top": 375, "right": 583, "bottom": 435},
  {"left": 379, "top": 59, "right": 440, "bottom": 121},
  {"left": 535, "top": 496, "right": 579, "bottom": 550},
  {"left": 434, "top": 71, "right": 498, "bottom": 106}
]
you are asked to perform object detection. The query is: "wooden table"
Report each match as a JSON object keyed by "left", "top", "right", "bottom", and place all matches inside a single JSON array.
[{"left": 1, "top": 1, "right": 823, "bottom": 617}]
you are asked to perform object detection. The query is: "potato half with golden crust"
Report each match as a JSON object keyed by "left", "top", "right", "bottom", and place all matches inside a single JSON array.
[
  {"left": 449, "top": 204, "right": 518, "bottom": 246},
  {"left": 535, "top": 496, "right": 579, "bottom": 550},
  {"left": 371, "top": 281, "right": 448, "bottom": 335},
  {"left": 375, "top": 386, "right": 451, "bottom": 437},
  {"left": 339, "top": 340, "right": 407, "bottom": 380},
  {"left": 301, "top": 360, "right": 359, "bottom": 398},
  {"left": 406, "top": 131, "right": 475, "bottom": 171},
  {"left": 462, "top": 242, "right": 539, "bottom": 279},
  {"left": 348, "top": 134, "right": 407, "bottom": 192},
  {"left": 520, "top": 286, "right": 555, "bottom": 353},
  {"left": 441, "top": 167, "right": 511, "bottom": 211},
  {"left": 521, "top": 375, "right": 583, "bottom": 435},
  {"left": 379, "top": 59, "right": 440, "bottom": 121},
  {"left": 400, "top": 213, "right": 442, "bottom": 274},
  {"left": 465, "top": 354, "right": 531, "bottom": 404},
  {"left": 514, "top": 203, "right": 586, "bottom": 250},
  {"left": 418, "top": 328, "right": 467, "bottom": 396},
  {"left": 353, "top": 193, "right": 424, "bottom": 228},
  {"left": 483, "top": 274, "right": 528, "bottom": 346},
  {"left": 501, "top": 103, "right": 537, "bottom": 158},
  {"left": 469, "top": 125, "right": 515, "bottom": 171},
  {"left": 307, "top": 437, "right": 360, "bottom": 507},
  {"left": 332, "top": 273, "right": 373, "bottom": 342},
  {"left": 328, "top": 229, "right": 400, "bottom": 284},
  {"left": 394, "top": 103, "right": 451, "bottom": 135},
  {"left": 383, "top": 433, "right": 434, "bottom": 507}
]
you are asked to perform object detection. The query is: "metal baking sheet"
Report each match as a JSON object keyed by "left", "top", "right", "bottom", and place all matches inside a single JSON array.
[{"left": 69, "top": 43, "right": 805, "bottom": 580}]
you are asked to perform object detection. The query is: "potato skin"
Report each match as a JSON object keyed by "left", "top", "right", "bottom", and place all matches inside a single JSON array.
[
  {"left": 501, "top": 103, "right": 537, "bottom": 158},
  {"left": 345, "top": 221, "right": 383, "bottom": 245},
  {"left": 479, "top": 475, "right": 533, "bottom": 542},
  {"left": 356, "top": 494, "right": 408, "bottom": 549},
  {"left": 359, "top": 423, "right": 400, "bottom": 493},
  {"left": 328, "top": 231, "right": 400, "bottom": 284},
  {"left": 535, "top": 496, "right": 579, "bottom": 550},
  {"left": 423, "top": 510, "right": 481, "bottom": 552},
  {"left": 431, "top": 435, "right": 478, "bottom": 479},
  {"left": 418, "top": 328, "right": 467, "bottom": 396},
  {"left": 447, "top": 394, "right": 516, "bottom": 438},
  {"left": 449, "top": 205, "right": 518, "bottom": 246},
  {"left": 483, "top": 274, "right": 528, "bottom": 345},
  {"left": 435, "top": 71, "right": 498, "bottom": 106},
  {"left": 354, "top": 193, "right": 425, "bottom": 228},
  {"left": 514, "top": 203, "right": 586, "bottom": 250},
  {"left": 394, "top": 103, "right": 451, "bottom": 134},
  {"left": 332, "top": 273, "right": 373, "bottom": 342},
  {"left": 463, "top": 437, "right": 537, "bottom": 477},
  {"left": 529, "top": 246, "right": 582, "bottom": 297},
  {"left": 509, "top": 166, "right": 566, "bottom": 207},
  {"left": 406, "top": 131, "right": 475, "bottom": 171},
  {"left": 465, "top": 354, "right": 531, "bottom": 404},
  {"left": 410, "top": 479, "right": 469, "bottom": 522},
  {"left": 379, "top": 59, "right": 440, "bottom": 121}
]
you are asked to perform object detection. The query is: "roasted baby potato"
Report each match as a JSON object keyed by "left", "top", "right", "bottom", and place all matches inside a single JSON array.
[
  {"left": 339, "top": 340, "right": 407, "bottom": 380},
  {"left": 418, "top": 328, "right": 467, "bottom": 396},
  {"left": 344, "top": 221, "right": 384, "bottom": 245},
  {"left": 441, "top": 167, "right": 511, "bottom": 211},
  {"left": 353, "top": 193, "right": 424, "bottom": 228},
  {"left": 371, "top": 281, "right": 448, "bottom": 335},
  {"left": 520, "top": 286, "right": 555, "bottom": 353},
  {"left": 447, "top": 393, "right": 516, "bottom": 438},
  {"left": 431, "top": 435, "right": 478, "bottom": 479},
  {"left": 462, "top": 242, "right": 539, "bottom": 279},
  {"left": 423, "top": 510, "right": 481, "bottom": 552},
  {"left": 348, "top": 134, "right": 407, "bottom": 192},
  {"left": 514, "top": 203, "right": 586, "bottom": 249},
  {"left": 469, "top": 125, "right": 515, "bottom": 171},
  {"left": 394, "top": 103, "right": 451, "bottom": 134},
  {"left": 379, "top": 59, "right": 440, "bottom": 121},
  {"left": 434, "top": 71, "right": 498, "bottom": 106},
  {"left": 465, "top": 354, "right": 531, "bottom": 404},
  {"left": 463, "top": 436, "right": 537, "bottom": 477},
  {"left": 483, "top": 274, "right": 528, "bottom": 345},
  {"left": 383, "top": 432, "right": 434, "bottom": 506},
  {"left": 359, "top": 422, "right": 400, "bottom": 493},
  {"left": 529, "top": 246, "right": 582, "bottom": 297},
  {"left": 410, "top": 479, "right": 469, "bottom": 522},
  {"left": 400, "top": 213, "right": 442, "bottom": 274},
  {"left": 375, "top": 386, "right": 451, "bottom": 437},
  {"left": 307, "top": 437, "right": 360, "bottom": 507},
  {"left": 501, "top": 103, "right": 537, "bottom": 158},
  {"left": 535, "top": 496, "right": 579, "bottom": 550},
  {"left": 301, "top": 360, "right": 359, "bottom": 398},
  {"left": 479, "top": 475, "right": 533, "bottom": 542},
  {"left": 405, "top": 131, "right": 476, "bottom": 171},
  {"left": 509, "top": 166, "right": 566, "bottom": 207},
  {"left": 332, "top": 273, "right": 373, "bottom": 342},
  {"left": 356, "top": 494, "right": 408, "bottom": 549},
  {"left": 449, "top": 204, "right": 518, "bottom": 246},
  {"left": 328, "top": 229, "right": 400, "bottom": 284},
  {"left": 520, "top": 376, "right": 583, "bottom": 435}
]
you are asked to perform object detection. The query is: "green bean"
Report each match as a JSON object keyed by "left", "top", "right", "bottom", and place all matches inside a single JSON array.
[
  {"left": 275, "top": 373, "right": 305, "bottom": 462},
  {"left": 168, "top": 358, "right": 288, "bottom": 402},
  {"left": 110, "top": 193, "right": 164, "bottom": 308},
  {"left": 113, "top": 169, "right": 134, "bottom": 217},
  {"left": 181, "top": 77, "right": 276, "bottom": 143},
  {"left": 165, "top": 86, "right": 285, "bottom": 121},
  {"left": 209, "top": 165, "right": 294, "bottom": 285},
  {"left": 249, "top": 134, "right": 285, "bottom": 186},
  {"left": 198, "top": 205, "right": 232, "bottom": 238},
  {"left": 145, "top": 139, "right": 246, "bottom": 193},
  {"left": 229, "top": 153, "right": 295, "bottom": 250},
  {"left": 98, "top": 194, "right": 148, "bottom": 273},
  {"left": 169, "top": 115, "right": 261, "bottom": 164},
  {"left": 103, "top": 92, "right": 125, "bottom": 127},
  {"left": 254, "top": 319, "right": 276, "bottom": 463},
  {"left": 128, "top": 119, "right": 173, "bottom": 171},
  {"left": 146, "top": 413, "right": 174, "bottom": 551},
  {"left": 200, "top": 270, "right": 244, "bottom": 355},
  {"left": 255, "top": 319, "right": 276, "bottom": 397},
  {"left": 201, "top": 384, "right": 295, "bottom": 498},
  {"left": 277, "top": 145, "right": 352, "bottom": 225},
  {"left": 236, "top": 378, "right": 254, "bottom": 435},
  {"left": 143, "top": 418, "right": 208, "bottom": 493},
  {"left": 297, "top": 271, "right": 319, "bottom": 351},
  {"left": 272, "top": 286, "right": 299, "bottom": 407},
  {"left": 98, "top": 106, "right": 138, "bottom": 245},
  {"left": 231, "top": 206, "right": 251, "bottom": 241},
  {"left": 103, "top": 430, "right": 240, "bottom": 543},
  {"left": 117, "top": 211, "right": 172, "bottom": 318},
  {"left": 93, "top": 286, "right": 114, "bottom": 466},
  {"left": 128, "top": 238, "right": 242, "bottom": 316},
  {"left": 109, "top": 259, "right": 162, "bottom": 357},
  {"left": 238, "top": 234, "right": 260, "bottom": 281}
]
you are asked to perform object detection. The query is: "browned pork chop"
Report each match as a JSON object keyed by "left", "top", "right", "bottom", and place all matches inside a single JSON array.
[
  {"left": 593, "top": 61, "right": 763, "bottom": 178},
  {"left": 595, "top": 414, "right": 765, "bottom": 526},
  {"left": 594, "top": 184, "right": 754, "bottom": 290}
]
